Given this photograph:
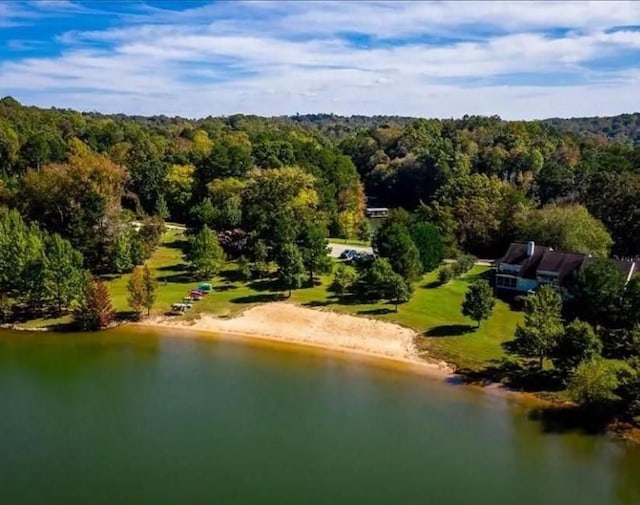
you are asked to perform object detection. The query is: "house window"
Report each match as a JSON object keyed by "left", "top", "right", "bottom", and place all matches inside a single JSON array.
[
  {"left": 537, "top": 274, "right": 558, "bottom": 286},
  {"left": 496, "top": 275, "right": 517, "bottom": 289}
]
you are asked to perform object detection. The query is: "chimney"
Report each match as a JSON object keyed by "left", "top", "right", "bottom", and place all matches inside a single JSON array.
[{"left": 526, "top": 241, "right": 535, "bottom": 257}]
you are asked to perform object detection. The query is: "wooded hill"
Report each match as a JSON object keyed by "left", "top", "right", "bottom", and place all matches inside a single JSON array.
[{"left": 1, "top": 96, "right": 640, "bottom": 266}]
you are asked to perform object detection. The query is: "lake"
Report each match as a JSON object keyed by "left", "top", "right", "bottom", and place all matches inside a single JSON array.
[{"left": 1, "top": 327, "right": 639, "bottom": 505}]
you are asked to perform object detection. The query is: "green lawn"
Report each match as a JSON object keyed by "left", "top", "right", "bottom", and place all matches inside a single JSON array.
[
  {"left": 328, "top": 237, "right": 372, "bottom": 247},
  {"left": 17, "top": 230, "right": 523, "bottom": 371},
  {"left": 113, "top": 230, "right": 522, "bottom": 370}
]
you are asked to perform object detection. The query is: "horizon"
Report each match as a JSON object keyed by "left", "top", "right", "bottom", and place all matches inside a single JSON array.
[
  {"left": 1, "top": 1, "right": 640, "bottom": 119},
  {"left": 4, "top": 94, "right": 640, "bottom": 122}
]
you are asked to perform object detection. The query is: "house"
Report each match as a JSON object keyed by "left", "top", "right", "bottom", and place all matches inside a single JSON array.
[{"left": 495, "top": 241, "right": 636, "bottom": 294}]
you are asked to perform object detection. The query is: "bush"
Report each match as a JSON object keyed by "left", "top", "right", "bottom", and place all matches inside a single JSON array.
[
  {"left": 438, "top": 265, "right": 454, "bottom": 285},
  {"left": 237, "top": 256, "right": 252, "bottom": 281},
  {"left": 568, "top": 359, "right": 619, "bottom": 407},
  {"left": 330, "top": 264, "right": 358, "bottom": 295},
  {"left": 452, "top": 254, "right": 476, "bottom": 277}
]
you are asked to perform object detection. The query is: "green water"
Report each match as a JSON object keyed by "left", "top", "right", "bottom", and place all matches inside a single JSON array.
[{"left": 1, "top": 328, "right": 639, "bottom": 505}]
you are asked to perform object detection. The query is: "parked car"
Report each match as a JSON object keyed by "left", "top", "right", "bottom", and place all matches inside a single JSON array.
[
  {"left": 353, "top": 251, "right": 373, "bottom": 260},
  {"left": 339, "top": 249, "right": 358, "bottom": 260}
]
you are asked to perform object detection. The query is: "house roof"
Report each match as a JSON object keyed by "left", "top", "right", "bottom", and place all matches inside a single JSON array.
[
  {"left": 499, "top": 241, "right": 638, "bottom": 285},
  {"left": 498, "top": 242, "right": 552, "bottom": 279},
  {"left": 610, "top": 259, "right": 636, "bottom": 282},
  {"left": 537, "top": 250, "right": 588, "bottom": 282}
]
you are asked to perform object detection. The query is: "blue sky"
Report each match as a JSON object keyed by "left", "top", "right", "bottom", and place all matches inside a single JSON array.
[{"left": 1, "top": 1, "right": 640, "bottom": 119}]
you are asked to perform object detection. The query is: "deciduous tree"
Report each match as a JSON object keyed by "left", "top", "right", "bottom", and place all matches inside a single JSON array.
[
  {"left": 186, "top": 225, "right": 225, "bottom": 279},
  {"left": 74, "top": 274, "right": 114, "bottom": 330},
  {"left": 568, "top": 359, "right": 619, "bottom": 408},
  {"left": 329, "top": 264, "right": 358, "bottom": 295},
  {"left": 299, "top": 221, "right": 331, "bottom": 284},
  {"left": 127, "top": 266, "right": 145, "bottom": 316},
  {"left": 511, "top": 285, "right": 564, "bottom": 369},
  {"left": 276, "top": 243, "right": 305, "bottom": 298},
  {"left": 552, "top": 319, "right": 602, "bottom": 378},
  {"left": 461, "top": 280, "right": 495, "bottom": 328},
  {"left": 142, "top": 264, "right": 157, "bottom": 316}
]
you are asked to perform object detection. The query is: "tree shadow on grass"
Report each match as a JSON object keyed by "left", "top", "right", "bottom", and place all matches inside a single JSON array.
[
  {"left": 422, "top": 280, "right": 441, "bottom": 289},
  {"left": 213, "top": 284, "right": 237, "bottom": 292},
  {"left": 304, "top": 300, "right": 334, "bottom": 308},
  {"left": 246, "top": 278, "right": 283, "bottom": 292},
  {"left": 219, "top": 268, "right": 246, "bottom": 284},
  {"left": 425, "top": 324, "right": 475, "bottom": 337},
  {"left": 163, "top": 239, "right": 188, "bottom": 251},
  {"left": 100, "top": 273, "right": 121, "bottom": 281},
  {"left": 230, "top": 293, "right": 286, "bottom": 304},
  {"left": 357, "top": 307, "right": 395, "bottom": 316},
  {"left": 157, "top": 263, "right": 189, "bottom": 272},
  {"left": 463, "top": 269, "right": 492, "bottom": 284},
  {"left": 158, "top": 273, "right": 193, "bottom": 284}
]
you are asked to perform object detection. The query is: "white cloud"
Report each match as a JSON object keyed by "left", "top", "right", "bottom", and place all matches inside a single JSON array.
[{"left": 1, "top": 1, "right": 639, "bottom": 118}]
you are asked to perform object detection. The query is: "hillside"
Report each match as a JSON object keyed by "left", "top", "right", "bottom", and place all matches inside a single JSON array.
[{"left": 543, "top": 113, "right": 640, "bottom": 145}]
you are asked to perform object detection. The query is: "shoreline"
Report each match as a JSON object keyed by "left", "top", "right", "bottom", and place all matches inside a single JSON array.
[
  {"left": 136, "top": 302, "right": 549, "bottom": 408},
  {"left": 138, "top": 302, "right": 455, "bottom": 381},
  {"left": 3, "top": 302, "right": 637, "bottom": 440},
  {"left": 139, "top": 318, "right": 457, "bottom": 380}
]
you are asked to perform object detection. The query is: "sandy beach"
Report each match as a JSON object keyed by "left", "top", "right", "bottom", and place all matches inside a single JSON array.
[{"left": 139, "top": 302, "right": 455, "bottom": 378}]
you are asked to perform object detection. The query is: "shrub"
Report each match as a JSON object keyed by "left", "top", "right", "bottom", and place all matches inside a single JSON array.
[
  {"left": 452, "top": 254, "right": 476, "bottom": 277},
  {"left": 330, "top": 264, "right": 358, "bottom": 295},
  {"left": 438, "top": 265, "right": 454, "bottom": 285},
  {"left": 568, "top": 359, "right": 619, "bottom": 407},
  {"left": 237, "top": 256, "right": 252, "bottom": 281}
]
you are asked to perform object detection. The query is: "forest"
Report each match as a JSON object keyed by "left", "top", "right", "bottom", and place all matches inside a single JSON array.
[{"left": 1, "top": 96, "right": 640, "bottom": 426}]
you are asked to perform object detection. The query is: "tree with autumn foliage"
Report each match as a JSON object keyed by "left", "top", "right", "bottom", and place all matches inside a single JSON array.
[
  {"left": 74, "top": 273, "right": 115, "bottom": 330},
  {"left": 127, "top": 266, "right": 145, "bottom": 317},
  {"left": 127, "top": 263, "right": 157, "bottom": 317}
]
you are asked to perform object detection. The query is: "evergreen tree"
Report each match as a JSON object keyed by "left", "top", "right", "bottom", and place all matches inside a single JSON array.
[
  {"left": 127, "top": 266, "right": 145, "bottom": 316},
  {"left": 112, "top": 233, "right": 133, "bottom": 274},
  {"left": 409, "top": 221, "right": 444, "bottom": 272},
  {"left": 276, "top": 242, "right": 306, "bottom": 298},
  {"left": 155, "top": 194, "right": 170, "bottom": 220},
  {"left": 74, "top": 274, "right": 114, "bottom": 330},
  {"left": 186, "top": 225, "right": 225, "bottom": 279},
  {"left": 374, "top": 222, "right": 422, "bottom": 282},
  {"left": 129, "top": 233, "right": 146, "bottom": 266},
  {"left": 142, "top": 264, "right": 157, "bottom": 316},
  {"left": 461, "top": 279, "right": 495, "bottom": 328},
  {"left": 511, "top": 285, "right": 564, "bottom": 369},
  {"left": 44, "top": 234, "right": 84, "bottom": 313}
]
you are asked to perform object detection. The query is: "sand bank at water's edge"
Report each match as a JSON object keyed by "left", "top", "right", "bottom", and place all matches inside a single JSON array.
[{"left": 138, "top": 302, "right": 454, "bottom": 379}]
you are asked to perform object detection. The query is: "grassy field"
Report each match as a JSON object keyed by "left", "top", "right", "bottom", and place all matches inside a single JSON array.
[{"left": 18, "top": 229, "right": 523, "bottom": 371}]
